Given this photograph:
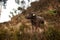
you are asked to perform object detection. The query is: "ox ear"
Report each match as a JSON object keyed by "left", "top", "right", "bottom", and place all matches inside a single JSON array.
[{"left": 33, "top": 14, "right": 36, "bottom": 16}]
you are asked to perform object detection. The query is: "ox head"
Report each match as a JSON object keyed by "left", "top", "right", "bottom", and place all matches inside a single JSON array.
[{"left": 26, "top": 12, "right": 36, "bottom": 19}]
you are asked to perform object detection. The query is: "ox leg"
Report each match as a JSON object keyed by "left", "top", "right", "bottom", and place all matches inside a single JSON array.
[
  {"left": 35, "top": 23, "right": 39, "bottom": 32},
  {"left": 32, "top": 25, "right": 35, "bottom": 32},
  {"left": 35, "top": 26, "right": 38, "bottom": 32}
]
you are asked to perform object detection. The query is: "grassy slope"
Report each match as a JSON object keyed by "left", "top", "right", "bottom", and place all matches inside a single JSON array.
[{"left": 0, "top": 0, "right": 60, "bottom": 40}]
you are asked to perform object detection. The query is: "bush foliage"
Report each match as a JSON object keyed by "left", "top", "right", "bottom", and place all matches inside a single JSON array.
[{"left": 44, "top": 27, "right": 60, "bottom": 40}]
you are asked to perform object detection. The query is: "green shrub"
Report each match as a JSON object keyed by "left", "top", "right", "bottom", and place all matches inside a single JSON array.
[
  {"left": 16, "top": 32, "right": 31, "bottom": 40},
  {"left": 19, "top": 24, "right": 29, "bottom": 32},
  {"left": 47, "top": 9, "right": 56, "bottom": 15},
  {"left": 0, "top": 29, "right": 9, "bottom": 40},
  {"left": 44, "top": 27, "right": 60, "bottom": 40}
]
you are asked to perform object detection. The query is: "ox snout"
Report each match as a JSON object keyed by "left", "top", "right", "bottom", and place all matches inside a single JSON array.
[
  {"left": 25, "top": 15, "right": 32, "bottom": 19},
  {"left": 25, "top": 16, "right": 31, "bottom": 19}
]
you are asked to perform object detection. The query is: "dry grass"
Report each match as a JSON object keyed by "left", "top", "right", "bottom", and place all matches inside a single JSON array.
[{"left": 0, "top": 0, "right": 60, "bottom": 40}]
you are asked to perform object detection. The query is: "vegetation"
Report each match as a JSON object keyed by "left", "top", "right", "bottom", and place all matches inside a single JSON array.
[
  {"left": 47, "top": 9, "right": 57, "bottom": 15},
  {"left": 0, "top": 0, "right": 60, "bottom": 40},
  {"left": 44, "top": 27, "right": 60, "bottom": 40}
]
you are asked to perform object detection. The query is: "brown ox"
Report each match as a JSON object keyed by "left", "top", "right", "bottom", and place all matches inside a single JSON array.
[{"left": 26, "top": 12, "right": 45, "bottom": 30}]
